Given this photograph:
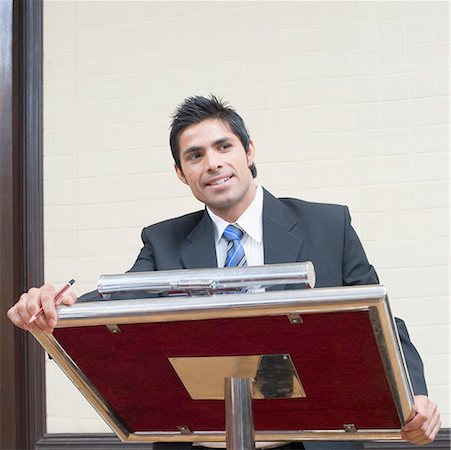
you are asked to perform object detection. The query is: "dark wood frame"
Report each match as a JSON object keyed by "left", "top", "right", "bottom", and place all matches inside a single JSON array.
[
  {"left": 0, "top": 0, "right": 448, "bottom": 449},
  {"left": 1, "top": 0, "right": 46, "bottom": 449}
]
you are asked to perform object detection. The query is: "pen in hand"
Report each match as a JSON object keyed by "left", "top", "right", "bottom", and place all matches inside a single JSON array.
[{"left": 29, "top": 279, "right": 75, "bottom": 323}]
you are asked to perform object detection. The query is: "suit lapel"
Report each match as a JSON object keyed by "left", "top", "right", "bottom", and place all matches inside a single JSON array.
[
  {"left": 262, "top": 189, "right": 304, "bottom": 264},
  {"left": 180, "top": 211, "right": 218, "bottom": 269},
  {"left": 180, "top": 190, "right": 304, "bottom": 269}
]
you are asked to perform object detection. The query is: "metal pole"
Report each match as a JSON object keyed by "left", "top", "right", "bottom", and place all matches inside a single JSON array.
[{"left": 225, "top": 377, "right": 255, "bottom": 450}]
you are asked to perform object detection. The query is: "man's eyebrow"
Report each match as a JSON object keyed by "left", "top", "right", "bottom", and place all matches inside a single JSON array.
[
  {"left": 181, "top": 145, "right": 203, "bottom": 157},
  {"left": 213, "top": 137, "right": 231, "bottom": 146},
  {"left": 181, "top": 137, "right": 232, "bottom": 157}
]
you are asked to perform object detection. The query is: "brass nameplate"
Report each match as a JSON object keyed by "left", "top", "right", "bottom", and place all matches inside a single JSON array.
[{"left": 169, "top": 354, "right": 306, "bottom": 400}]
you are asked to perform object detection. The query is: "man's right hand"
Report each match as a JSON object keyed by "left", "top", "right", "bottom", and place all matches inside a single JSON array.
[{"left": 7, "top": 284, "right": 77, "bottom": 334}]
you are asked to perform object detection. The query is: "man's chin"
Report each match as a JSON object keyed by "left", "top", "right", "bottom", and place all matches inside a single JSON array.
[
  {"left": 205, "top": 196, "right": 236, "bottom": 211},
  {"left": 207, "top": 199, "right": 234, "bottom": 212}
]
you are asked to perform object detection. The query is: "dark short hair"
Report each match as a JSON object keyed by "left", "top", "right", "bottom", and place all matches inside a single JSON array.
[{"left": 170, "top": 95, "right": 257, "bottom": 178}]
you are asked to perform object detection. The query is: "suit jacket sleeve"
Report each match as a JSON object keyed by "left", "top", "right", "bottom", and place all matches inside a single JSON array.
[
  {"left": 78, "top": 228, "right": 158, "bottom": 302},
  {"left": 342, "top": 206, "right": 427, "bottom": 395},
  {"left": 129, "top": 227, "right": 158, "bottom": 272},
  {"left": 342, "top": 206, "right": 379, "bottom": 286}
]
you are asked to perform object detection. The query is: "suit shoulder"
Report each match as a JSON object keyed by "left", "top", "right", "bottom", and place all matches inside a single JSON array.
[
  {"left": 278, "top": 197, "right": 347, "bottom": 219},
  {"left": 142, "top": 210, "right": 205, "bottom": 237},
  {"left": 275, "top": 197, "right": 352, "bottom": 250}
]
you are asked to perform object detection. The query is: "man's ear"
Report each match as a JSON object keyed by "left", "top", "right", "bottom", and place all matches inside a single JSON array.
[
  {"left": 174, "top": 163, "right": 188, "bottom": 185},
  {"left": 246, "top": 139, "right": 255, "bottom": 167}
]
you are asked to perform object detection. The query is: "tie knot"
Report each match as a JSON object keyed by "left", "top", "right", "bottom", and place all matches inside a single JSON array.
[{"left": 223, "top": 224, "right": 243, "bottom": 242}]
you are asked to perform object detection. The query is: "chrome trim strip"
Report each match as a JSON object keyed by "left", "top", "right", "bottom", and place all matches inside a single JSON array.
[
  {"left": 369, "top": 302, "right": 414, "bottom": 425},
  {"left": 56, "top": 285, "right": 387, "bottom": 328},
  {"left": 125, "top": 429, "right": 403, "bottom": 442}
]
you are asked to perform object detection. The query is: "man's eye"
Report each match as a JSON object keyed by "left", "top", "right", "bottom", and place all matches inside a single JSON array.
[
  {"left": 219, "top": 143, "right": 231, "bottom": 150},
  {"left": 187, "top": 152, "right": 202, "bottom": 160}
]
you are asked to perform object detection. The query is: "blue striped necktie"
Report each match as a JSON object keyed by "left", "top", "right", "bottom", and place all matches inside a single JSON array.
[{"left": 223, "top": 224, "right": 248, "bottom": 267}]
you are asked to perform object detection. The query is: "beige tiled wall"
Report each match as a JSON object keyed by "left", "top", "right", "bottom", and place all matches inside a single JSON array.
[{"left": 44, "top": 1, "right": 449, "bottom": 432}]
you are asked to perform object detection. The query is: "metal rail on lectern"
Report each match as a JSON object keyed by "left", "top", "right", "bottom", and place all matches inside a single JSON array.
[{"left": 97, "top": 262, "right": 316, "bottom": 297}]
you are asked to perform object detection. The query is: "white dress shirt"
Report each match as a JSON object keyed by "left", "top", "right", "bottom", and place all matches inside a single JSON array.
[{"left": 207, "top": 184, "right": 264, "bottom": 268}]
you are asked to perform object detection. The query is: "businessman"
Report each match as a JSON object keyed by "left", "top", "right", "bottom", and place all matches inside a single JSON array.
[{"left": 8, "top": 95, "right": 441, "bottom": 448}]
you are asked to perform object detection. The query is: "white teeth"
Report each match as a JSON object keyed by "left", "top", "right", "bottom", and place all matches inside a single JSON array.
[{"left": 211, "top": 177, "right": 229, "bottom": 186}]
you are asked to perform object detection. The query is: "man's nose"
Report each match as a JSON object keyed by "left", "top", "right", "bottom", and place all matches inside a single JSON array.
[{"left": 204, "top": 149, "right": 222, "bottom": 170}]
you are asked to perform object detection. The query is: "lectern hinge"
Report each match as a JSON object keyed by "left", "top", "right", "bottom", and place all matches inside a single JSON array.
[
  {"left": 177, "top": 425, "right": 192, "bottom": 434},
  {"left": 287, "top": 314, "right": 303, "bottom": 325},
  {"left": 343, "top": 423, "right": 357, "bottom": 432},
  {"left": 106, "top": 324, "right": 121, "bottom": 334}
]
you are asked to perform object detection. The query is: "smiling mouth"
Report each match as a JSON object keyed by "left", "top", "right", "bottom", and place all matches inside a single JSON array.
[{"left": 208, "top": 176, "right": 231, "bottom": 186}]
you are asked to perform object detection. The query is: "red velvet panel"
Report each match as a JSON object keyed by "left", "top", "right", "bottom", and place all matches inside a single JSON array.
[{"left": 54, "top": 311, "right": 401, "bottom": 433}]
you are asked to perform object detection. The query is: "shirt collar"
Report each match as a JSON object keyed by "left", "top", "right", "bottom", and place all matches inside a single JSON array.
[{"left": 207, "top": 184, "right": 264, "bottom": 245}]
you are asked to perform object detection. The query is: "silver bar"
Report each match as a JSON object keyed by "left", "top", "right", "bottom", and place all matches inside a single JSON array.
[
  {"left": 97, "top": 262, "right": 316, "bottom": 295},
  {"left": 225, "top": 377, "right": 255, "bottom": 450},
  {"left": 129, "top": 429, "right": 403, "bottom": 442},
  {"left": 56, "top": 285, "right": 387, "bottom": 328},
  {"left": 369, "top": 301, "right": 414, "bottom": 424}
]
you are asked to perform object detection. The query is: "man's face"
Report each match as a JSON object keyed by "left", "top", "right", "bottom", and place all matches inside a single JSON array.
[{"left": 175, "top": 118, "right": 256, "bottom": 222}]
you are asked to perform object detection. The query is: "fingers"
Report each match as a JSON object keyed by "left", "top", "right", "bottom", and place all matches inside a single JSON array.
[
  {"left": 25, "top": 285, "right": 56, "bottom": 333},
  {"left": 7, "top": 284, "right": 77, "bottom": 334},
  {"left": 423, "top": 409, "right": 442, "bottom": 443},
  {"left": 36, "top": 284, "right": 58, "bottom": 331},
  {"left": 7, "top": 294, "right": 31, "bottom": 331},
  {"left": 401, "top": 396, "right": 441, "bottom": 445},
  {"left": 60, "top": 291, "right": 78, "bottom": 306},
  {"left": 8, "top": 289, "right": 44, "bottom": 333},
  {"left": 414, "top": 407, "right": 441, "bottom": 444},
  {"left": 402, "top": 423, "right": 440, "bottom": 446}
]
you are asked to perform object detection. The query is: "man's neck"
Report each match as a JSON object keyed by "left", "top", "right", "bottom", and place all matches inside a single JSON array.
[
  {"left": 212, "top": 208, "right": 244, "bottom": 224},
  {"left": 209, "top": 185, "right": 257, "bottom": 223}
]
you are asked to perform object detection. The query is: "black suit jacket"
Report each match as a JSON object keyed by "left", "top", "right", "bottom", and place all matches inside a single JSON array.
[
  {"left": 81, "top": 189, "right": 427, "bottom": 396},
  {"left": 132, "top": 188, "right": 377, "bottom": 287}
]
